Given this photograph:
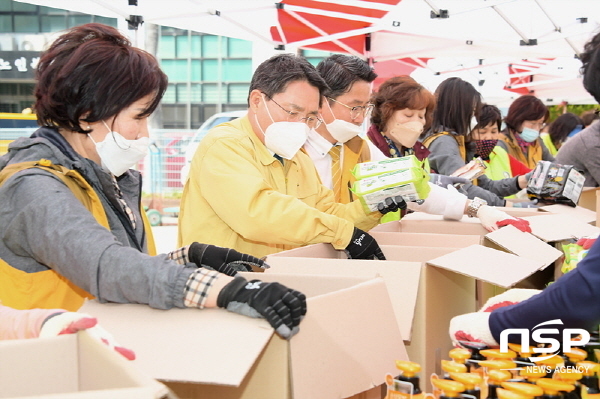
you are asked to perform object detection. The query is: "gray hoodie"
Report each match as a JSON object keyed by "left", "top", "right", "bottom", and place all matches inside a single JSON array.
[
  {"left": 0, "top": 128, "right": 193, "bottom": 309},
  {"left": 555, "top": 121, "right": 600, "bottom": 187},
  {"left": 424, "top": 132, "right": 522, "bottom": 206}
]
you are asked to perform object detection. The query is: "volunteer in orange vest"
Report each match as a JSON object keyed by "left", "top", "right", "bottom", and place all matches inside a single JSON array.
[
  {"left": 422, "top": 77, "right": 530, "bottom": 206},
  {"left": 303, "top": 54, "right": 384, "bottom": 204},
  {"left": 0, "top": 23, "right": 306, "bottom": 340},
  {"left": 498, "top": 94, "right": 554, "bottom": 169},
  {"left": 367, "top": 76, "right": 531, "bottom": 231}
]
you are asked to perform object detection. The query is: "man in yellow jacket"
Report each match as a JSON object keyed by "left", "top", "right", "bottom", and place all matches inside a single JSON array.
[
  {"left": 303, "top": 54, "right": 383, "bottom": 204},
  {"left": 179, "top": 54, "right": 397, "bottom": 259}
]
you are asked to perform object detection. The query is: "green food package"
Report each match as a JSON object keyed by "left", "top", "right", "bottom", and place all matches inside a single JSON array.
[
  {"left": 352, "top": 155, "right": 423, "bottom": 179},
  {"left": 352, "top": 167, "right": 431, "bottom": 212}
]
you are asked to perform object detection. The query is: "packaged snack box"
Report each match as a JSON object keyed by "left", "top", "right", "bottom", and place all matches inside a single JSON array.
[
  {"left": 352, "top": 155, "right": 423, "bottom": 180},
  {"left": 352, "top": 168, "right": 430, "bottom": 212},
  {"left": 527, "top": 161, "right": 585, "bottom": 207}
]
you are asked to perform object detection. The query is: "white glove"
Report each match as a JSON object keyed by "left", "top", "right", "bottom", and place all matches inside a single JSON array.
[
  {"left": 407, "top": 183, "right": 467, "bottom": 221},
  {"left": 40, "top": 312, "right": 135, "bottom": 360},
  {"left": 449, "top": 288, "right": 541, "bottom": 347},
  {"left": 476, "top": 205, "right": 532, "bottom": 233}
]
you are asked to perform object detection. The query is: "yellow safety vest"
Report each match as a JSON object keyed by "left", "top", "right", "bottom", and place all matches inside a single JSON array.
[
  {"left": 422, "top": 131, "right": 467, "bottom": 161},
  {"left": 540, "top": 133, "right": 558, "bottom": 156},
  {"left": 484, "top": 146, "right": 513, "bottom": 180},
  {"left": 0, "top": 159, "right": 156, "bottom": 311}
]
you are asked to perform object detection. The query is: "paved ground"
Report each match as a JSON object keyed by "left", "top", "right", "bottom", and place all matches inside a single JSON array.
[{"left": 151, "top": 225, "right": 178, "bottom": 254}]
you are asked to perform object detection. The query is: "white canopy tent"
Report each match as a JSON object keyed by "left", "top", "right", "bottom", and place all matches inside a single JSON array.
[{"left": 15, "top": 0, "right": 600, "bottom": 105}]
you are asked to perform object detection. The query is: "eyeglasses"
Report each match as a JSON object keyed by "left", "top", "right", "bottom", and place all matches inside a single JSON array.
[
  {"left": 523, "top": 120, "right": 546, "bottom": 130},
  {"left": 265, "top": 94, "right": 322, "bottom": 129},
  {"left": 328, "top": 97, "right": 375, "bottom": 120}
]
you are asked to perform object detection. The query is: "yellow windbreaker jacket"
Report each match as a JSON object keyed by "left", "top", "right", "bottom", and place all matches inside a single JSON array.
[{"left": 178, "top": 116, "right": 380, "bottom": 258}]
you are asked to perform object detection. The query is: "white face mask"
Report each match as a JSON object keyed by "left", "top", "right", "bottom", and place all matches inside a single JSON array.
[
  {"left": 387, "top": 120, "right": 424, "bottom": 148},
  {"left": 257, "top": 96, "right": 309, "bottom": 160},
  {"left": 88, "top": 121, "right": 149, "bottom": 176},
  {"left": 325, "top": 100, "right": 361, "bottom": 143}
]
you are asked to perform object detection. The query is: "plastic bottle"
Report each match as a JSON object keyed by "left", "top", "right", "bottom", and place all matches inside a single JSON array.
[
  {"left": 533, "top": 355, "right": 565, "bottom": 378},
  {"left": 519, "top": 367, "right": 548, "bottom": 384},
  {"left": 501, "top": 381, "right": 544, "bottom": 398},
  {"left": 508, "top": 343, "right": 536, "bottom": 368},
  {"left": 450, "top": 348, "right": 472, "bottom": 371},
  {"left": 449, "top": 372, "right": 483, "bottom": 399},
  {"left": 537, "top": 377, "right": 576, "bottom": 399},
  {"left": 394, "top": 360, "right": 423, "bottom": 399},
  {"left": 554, "top": 367, "right": 583, "bottom": 399},
  {"left": 579, "top": 361, "right": 600, "bottom": 399},
  {"left": 441, "top": 360, "right": 468, "bottom": 379},
  {"left": 564, "top": 349, "right": 589, "bottom": 369},
  {"left": 487, "top": 370, "right": 514, "bottom": 399},
  {"left": 496, "top": 388, "right": 536, "bottom": 399},
  {"left": 432, "top": 378, "right": 466, "bottom": 399},
  {"left": 461, "top": 342, "right": 488, "bottom": 372}
]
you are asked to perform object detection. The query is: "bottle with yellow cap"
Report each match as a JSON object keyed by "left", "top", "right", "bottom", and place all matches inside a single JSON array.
[
  {"left": 432, "top": 378, "right": 466, "bottom": 399},
  {"left": 537, "top": 377, "right": 576, "bottom": 399},
  {"left": 496, "top": 388, "right": 536, "bottom": 399},
  {"left": 554, "top": 367, "right": 583, "bottom": 399},
  {"left": 461, "top": 342, "right": 489, "bottom": 371},
  {"left": 508, "top": 343, "right": 536, "bottom": 368},
  {"left": 442, "top": 360, "right": 468, "bottom": 379},
  {"left": 386, "top": 360, "right": 423, "bottom": 399},
  {"left": 488, "top": 370, "right": 515, "bottom": 399},
  {"left": 502, "top": 381, "right": 545, "bottom": 398},
  {"left": 579, "top": 361, "right": 600, "bottom": 399},
  {"left": 449, "top": 372, "right": 483, "bottom": 399},
  {"left": 564, "top": 349, "right": 589, "bottom": 369},
  {"left": 520, "top": 367, "right": 548, "bottom": 384},
  {"left": 533, "top": 355, "right": 565, "bottom": 378},
  {"left": 450, "top": 348, "right": 473, "bottom": 372}
]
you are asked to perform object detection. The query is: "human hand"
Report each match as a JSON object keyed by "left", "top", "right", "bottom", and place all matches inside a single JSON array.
[
  {"left": 39, "top": 312, "right": 135, "bottom": 360},
  {"left": 576, "top": 236, "right": 598, "bottom": 250},
  {"left": 449, "top": 289, "right": 541, "bottom": 347},
  {"left": 345, "top": 227, "right": 386, "bottom": 260},
  {"left": 188, "top": 242, "right": 268, "bottom": 276},
  {"left": 377, "top": 195, "right": 407, "bottom": 215},
  {"left": 217, "top": 276, "right": 307, "bottom": 339},
  {"left": 476, "top": 205, "right": 531, "bottom": 233},
  {"left": 430, "top": 173, "right": 470, "bottom": 188}
]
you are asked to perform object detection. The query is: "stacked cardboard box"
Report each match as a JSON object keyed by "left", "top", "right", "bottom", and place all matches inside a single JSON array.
[
  {"left": 81, "top": 273, "right": 406, "bottom": 399},
  {"left": 0, "top": 331, "right": 169, "bottom": 398}
]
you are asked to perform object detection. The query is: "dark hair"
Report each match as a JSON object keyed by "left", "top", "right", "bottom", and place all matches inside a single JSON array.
[
  {"left": 431, "top": 77, "right": 482, "bottom": 136},
  {"left": 475, "top": 104, "right": 502, "bottom": 131},
  {"left": 316, "top": 54, "right": 376, "bottom": 100},
  {"left": 34, "top": 23, "right": 167, "bottom": 133},
  {"left": 548, "top": 112, "right": 584, "bottom": 146},
  {"left": 504, "top": 95, "right": 549, "bottom": 131},
  {"left": 580, "top": 109, "right": 600, "bottom": 127},
  {"left": 580, "top": 31, "right": 600, "bottom": 103},
  {"left": 370, "top": 76, "right": 436, "bottom": 132},
  {"left": 248, "top": 53, "right": 329, "bottom": 107}
]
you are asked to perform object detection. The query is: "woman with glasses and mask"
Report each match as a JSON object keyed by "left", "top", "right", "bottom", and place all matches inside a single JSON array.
[
  {"left": 0, "top": 24, "right": 307, "bottom": 342},
  {"left": 498, "top": 94, "right": 553, "bottom": 169},
  {"left": 179, "top": 53, "right": 391, "bottom": 261},
  {"left": 422, "top": 77, "right": 530, "bottom": 207}
]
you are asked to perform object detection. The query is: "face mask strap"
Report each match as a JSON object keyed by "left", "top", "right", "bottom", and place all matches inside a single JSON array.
[
  {"left": 102, "top": 120, "right": 131, "bottom": 150},
  {"left": 261, "top": 95, "right": 276, "bottom": 124}
]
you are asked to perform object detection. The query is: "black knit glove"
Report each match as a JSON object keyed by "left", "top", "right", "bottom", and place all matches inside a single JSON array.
[
  {"left": 377, "top": 195, "right": 407, "bottom": 215},
  {"left": 344, "top": 228, "right": 386, "bottom": 260},
  {"left": 188, "top": 242, "right": 267, "bottom": 276},
  {"left": 217, "top": 276, "right": 307, "bottom": 339}
]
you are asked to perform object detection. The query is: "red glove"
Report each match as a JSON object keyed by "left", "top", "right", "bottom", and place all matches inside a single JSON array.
[
  {"left": 40, "top": 312, "right": 135, "bottom": 360},
  {"left": 496, "top": 217, "right": 532, "bottom": 233},
  {"left": 576, "top": 236, "right": 597, "bottom": 250}
]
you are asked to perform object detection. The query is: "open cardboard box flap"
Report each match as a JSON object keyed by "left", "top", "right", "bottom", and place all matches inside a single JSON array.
[
  {"left": 539, "top": 204, "right": 597, "bottom": 225},
  {"left": 484, "top": 224, "right": 563, "bottom": 266},
  {"left": 264, "top": 255, "right": 421, "bottom": 342},
  {"left": 523, "top": 213, "right": 600, "bottom": 242},
  {"left": 0, "top": 331, "right": 167, "bottom": 399},
  {"left": 81, "top": 273, "right": 406, "bottom": 399},
  {"left": 426, "top": 244, "right": 549, "bottom": 288}
]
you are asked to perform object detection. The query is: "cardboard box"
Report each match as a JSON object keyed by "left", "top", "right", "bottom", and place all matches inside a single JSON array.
[
  {"left": 81, "top": 273, "right": 407, "bottom": 399},
  {"left": 0, "top": 331, "right": 169, "bottom": 399},
  {"left": 266, "top": 226, "right": 561, "bottom": 391},
  {"left": 369, "top": 231, "right": 481, "bottom": 247},
  {"left": 372, "top": 213, "right": 489, "bottom": 235},
  {"left": 523, "top": 213, "right": 600, "bottom": 242},
  {"left": 577, "top": 187, "right": 599, "bottom": 211},
  {"left": 539, "top": 204, "right": 597, "bottom": 225}
]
